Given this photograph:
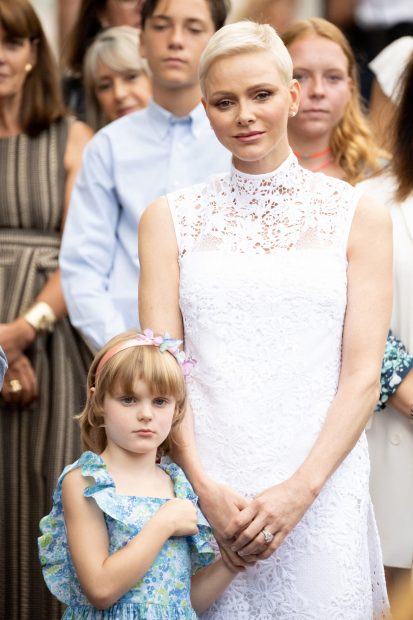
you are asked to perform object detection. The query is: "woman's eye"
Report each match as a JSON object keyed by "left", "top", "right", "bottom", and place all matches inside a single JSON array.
[
  {"left": 125, "top": 72, "right": 141, "bottom": 82},
  {"left": 5, "top": 38, "right": 24, "bottom": 49},
  {"left": 216, "top": 100, "right": 232, "bottom": 109},
  {"left": 255, "top": 91, "right": 272, "bottom": 101},
  {"left": 97, "top": 82, "right": 112, "bottom": 92},
  {"left": 327, "top": 74, "right": 343, "bottom": 82},
  {"left": 293, "top": 73, "right": 305, "bottom": 83}
]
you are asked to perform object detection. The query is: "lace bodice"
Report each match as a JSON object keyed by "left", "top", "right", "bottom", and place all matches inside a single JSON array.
[
  {"left": 170, "top": 152, "right": 357, "bottom": 256},
  {"left": 167, "top": 154, "right": 388, "bottom": 619}
]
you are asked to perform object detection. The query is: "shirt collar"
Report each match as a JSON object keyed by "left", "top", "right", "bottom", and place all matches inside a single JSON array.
[{"left": 147, "top": 98, "right": 208, "bottom": 140}]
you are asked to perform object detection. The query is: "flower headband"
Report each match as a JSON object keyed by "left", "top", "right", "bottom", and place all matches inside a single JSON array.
[{"left": 94, "top": 329, "right": 196, "bottom": 381}]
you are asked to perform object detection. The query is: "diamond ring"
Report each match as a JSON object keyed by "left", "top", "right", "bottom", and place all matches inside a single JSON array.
[{"left": 261, "top": 528, "right": 274, "bottom": 544}]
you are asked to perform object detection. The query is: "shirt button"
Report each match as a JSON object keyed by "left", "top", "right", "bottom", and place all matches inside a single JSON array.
[{"left": 390, "top": 433, "right": 401, "bottom": 445}]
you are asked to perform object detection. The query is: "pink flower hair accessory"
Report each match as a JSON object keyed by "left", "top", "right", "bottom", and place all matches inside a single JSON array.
[{"left": 95, "top": 329, "right": 196, "bottom": 381}]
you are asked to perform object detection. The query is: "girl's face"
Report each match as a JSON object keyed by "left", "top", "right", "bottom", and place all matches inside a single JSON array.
[
  {"left": 203, "top": 50, "right": 300, "bottom": 174},
  {"left": 0, "top": 27, "right": 36, "bottom": 102},
  {"left": 99, "top": 0, "right": 142, "bottom": 29},
  {"left": 102, "top": 378, "right": 176, "bottom": 458},
  {"left": 287, "top": 35, "right": 352, "bottom": 142},
  {"left": 94, "top": 61, "right": 151, "bottom": 121}
]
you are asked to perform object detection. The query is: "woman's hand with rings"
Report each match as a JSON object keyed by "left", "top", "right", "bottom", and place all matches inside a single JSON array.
[
  {"left": 2, "top": 354, "right": 38, "bottom": 406},
  {"left": 223, "top": 476, "right": 317, "bottom": 560}
]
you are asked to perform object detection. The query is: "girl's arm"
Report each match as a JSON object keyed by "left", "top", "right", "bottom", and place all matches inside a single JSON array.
[
  {"left": 226, "top": 194, "right": 393, "bottom": 558},
  {"left": 138, "top": 200, "right": 250, "bottom": 571},
  {"left": 62, "top": 468, "right": 198, "bottom": 609},
  {"left": 191, "top": 559, "right": 237, "bottom": 615}
]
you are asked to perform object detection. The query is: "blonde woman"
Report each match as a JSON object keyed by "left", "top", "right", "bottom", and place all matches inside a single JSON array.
[
  {"left": 84, "top": 26, "right": 151, "bottom": 130},
  {"left": 139, "top": 20, "right": 391, "bottom": 618}
]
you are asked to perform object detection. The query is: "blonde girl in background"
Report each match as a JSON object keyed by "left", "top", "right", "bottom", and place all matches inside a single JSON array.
[
  {"left": 83, "top": 26, "right": 151, "bottom": 130},
  {"left": 38, "top": 330, "right": 236, "bottom": 619},
  {"left": 283, "top": 17, "right": 384, "bottom": 184}
]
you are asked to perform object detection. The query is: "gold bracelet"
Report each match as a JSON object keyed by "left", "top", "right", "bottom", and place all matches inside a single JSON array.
[{"left": 22, "top": 301, "right": 56, "bottom": 333}]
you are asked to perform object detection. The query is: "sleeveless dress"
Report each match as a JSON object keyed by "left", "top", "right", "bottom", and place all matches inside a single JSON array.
[
  {"left": 167, "top": 152, "right": 389, "bottom": 619},
  {"left": 38, "top": 451, "right": 215, "bottom": 619},
  {"left": 0, "top": 119, "right": 93, "bottom": 620}
]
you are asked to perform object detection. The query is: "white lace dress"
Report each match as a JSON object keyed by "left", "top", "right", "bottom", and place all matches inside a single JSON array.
[{"left": 167, "top": 153, "right": 389, "bottom": 619}]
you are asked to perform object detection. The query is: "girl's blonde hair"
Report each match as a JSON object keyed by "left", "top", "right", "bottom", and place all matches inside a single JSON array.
[
  {"left": 282, "top": 18, "right": 385, "bottom": 185},
  {"left": 199, "top": 21, "right": 293, "bottom": 96},
  {"left": 78, "top": 331, "right": 187, "bottom": 456},
  {"left": 83, "top": 26, "right": 149, "bottom": 130}
]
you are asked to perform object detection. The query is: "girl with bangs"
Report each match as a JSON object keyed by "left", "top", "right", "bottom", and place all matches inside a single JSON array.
[{"left": 38, "top": 330, "right": 236, "bottom": 619}]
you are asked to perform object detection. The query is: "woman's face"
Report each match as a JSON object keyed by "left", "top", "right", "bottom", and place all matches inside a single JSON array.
[
  {"left": 0, "top": 27, "right": 36, "bottom": 102},
  {"left": 203, "top": 50, "right": 300, "bottom": 174},
  {"left": 99, "top": 0, "right": 142, "bottom": 29},
  {"left": 287, "top": 35, "right": 352, "bottom": 143},
  {"left": 94, "top": 61, "right": 151, "bottom": 121}
]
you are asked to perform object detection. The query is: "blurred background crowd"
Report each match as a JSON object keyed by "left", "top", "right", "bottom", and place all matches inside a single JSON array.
[{"left": 1, "top": 0, "right": 413, "bottom": 618}]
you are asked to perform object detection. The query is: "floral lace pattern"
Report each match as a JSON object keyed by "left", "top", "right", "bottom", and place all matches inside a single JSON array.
[
  {"left": 168, "top": 153, "right": 389, "bottom": 619},
  {"left": 38, "top": 452, "right": 214, "bottom": 619}
]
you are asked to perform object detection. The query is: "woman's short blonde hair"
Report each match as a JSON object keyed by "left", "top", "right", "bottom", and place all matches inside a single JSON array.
[
  {"left": 83, "top": 26, "right": 149, "bottom": 130},
  {"left": 77, "top": 330, "right": 187, "bottom": 456},
  {"left": 199, "top": 21, "right": 293, "bottom": 96}
]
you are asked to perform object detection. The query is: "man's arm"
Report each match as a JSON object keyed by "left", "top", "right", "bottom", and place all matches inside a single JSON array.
[{"left": 60, "top": 133, "right": 127, "bottom": 349}]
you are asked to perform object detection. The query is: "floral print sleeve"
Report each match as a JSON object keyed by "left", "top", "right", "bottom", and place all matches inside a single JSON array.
[{"left": 377, "top": 330, "right": 413, "bottom": 411}]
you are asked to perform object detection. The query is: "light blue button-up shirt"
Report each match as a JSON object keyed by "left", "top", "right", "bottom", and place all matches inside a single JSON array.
[{"left": 60, "top": 100, "right": 231, "bottom": 349}]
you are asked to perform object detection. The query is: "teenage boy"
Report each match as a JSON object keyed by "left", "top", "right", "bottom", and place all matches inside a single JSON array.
[{"left": 60, "top": 0, "right": 230, "bottom": 349}]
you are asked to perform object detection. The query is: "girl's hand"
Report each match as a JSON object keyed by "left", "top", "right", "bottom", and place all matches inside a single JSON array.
[
  {"left": 224, "top": 475, "right": 316, "bottom": 561},
  {"left": 0, "top": 318, "right": 36, "bottom": 364},
  {"left": 2, "top": 354, "right": 38, "bottom": 406},
  {"left": 159, "top": 498, "right": 199, "bottom": 537},
  {"left": 197, "top": 480, "right": 255, "bottom": 571}
]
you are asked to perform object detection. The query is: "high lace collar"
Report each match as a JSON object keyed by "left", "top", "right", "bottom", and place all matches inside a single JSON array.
[{"left": 230, "top": 151, "right": 300, "bottom": 206}]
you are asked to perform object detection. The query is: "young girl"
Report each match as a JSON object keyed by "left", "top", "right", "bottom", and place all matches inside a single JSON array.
[{"left": 38, "top": 329, "right": 236, "bottom": 618}]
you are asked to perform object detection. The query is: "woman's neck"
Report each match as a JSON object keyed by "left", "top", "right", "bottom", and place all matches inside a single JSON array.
[
  {"left": 294, "top": 146, "right": 335, "bottom": 173},
  {"left": 289, "top": 135, "right": 346, "bottom": 179},
  {"left": 0, "top": 95, "right": 23, "bottom": 137}
]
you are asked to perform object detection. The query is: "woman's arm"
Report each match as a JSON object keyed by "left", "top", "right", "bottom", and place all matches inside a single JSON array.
[
  {"left": 226, "top": 194, "right": 393, "bottom": 558},
  {"left": 138, "top": 199, "right": 250, "bottom": 570},
  {"left": 0, "top": 121, "right": 93, "bottom": 401},
  {"left": 62, "top": 468, "right": 198, "bottom": 609}
]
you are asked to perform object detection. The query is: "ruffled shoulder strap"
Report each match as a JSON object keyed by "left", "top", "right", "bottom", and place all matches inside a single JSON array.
[
  {"left": 161, "top": 461, "right": 216, "bottom": 572},
  {"left": 38, "top": 451, "right": 118, "bottom": 605}
]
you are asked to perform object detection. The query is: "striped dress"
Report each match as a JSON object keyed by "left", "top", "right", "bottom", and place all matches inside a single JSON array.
[{"left": 0, "top": 118, "right": 93, "bottom": 620}]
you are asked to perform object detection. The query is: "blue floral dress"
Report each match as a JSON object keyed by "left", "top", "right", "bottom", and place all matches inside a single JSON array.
[
  {"left": 377, "top": 330, "right": 413, "bottom": 410},
  {"left": 38, "top": 452, "right": 215, "bottom": 619}
]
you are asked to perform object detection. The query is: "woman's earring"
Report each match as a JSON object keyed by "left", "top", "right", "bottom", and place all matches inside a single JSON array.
[
  {"left": 289, "top": 110, "right": 297, "bottom": 118},
  {"left": 25, "top": 63, "right": 33, "bottom": 73}
]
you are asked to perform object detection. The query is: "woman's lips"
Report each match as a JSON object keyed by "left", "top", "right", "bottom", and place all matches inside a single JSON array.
[{"left": 234, "top": 131, "right": 265, "bottom": 143}]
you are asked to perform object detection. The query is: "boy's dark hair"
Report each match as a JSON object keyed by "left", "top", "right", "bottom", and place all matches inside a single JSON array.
[{"left": 141, "top": 0, "right": 230, "bottom": 32}]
